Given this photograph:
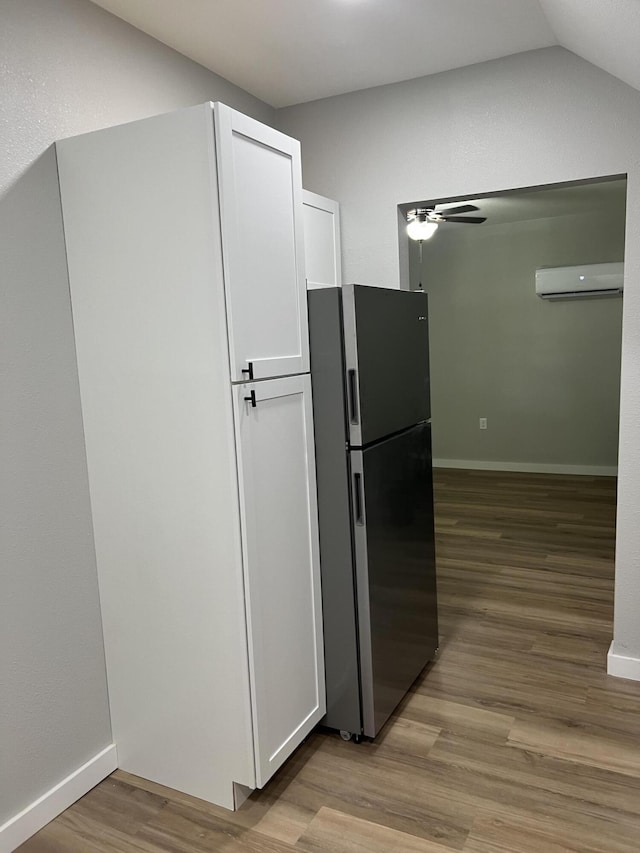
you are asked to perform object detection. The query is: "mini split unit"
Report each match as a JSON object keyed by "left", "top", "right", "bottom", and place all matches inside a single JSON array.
[{"left": 535, "top": 262, "right": 624, "bottom": 300}]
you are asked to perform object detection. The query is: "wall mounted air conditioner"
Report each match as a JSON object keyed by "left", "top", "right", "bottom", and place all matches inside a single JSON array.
[{"left": 535, "top": 262, "right": 624, "bottom": 300}]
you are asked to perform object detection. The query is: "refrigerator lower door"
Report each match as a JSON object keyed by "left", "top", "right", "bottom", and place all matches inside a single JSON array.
[{"left": 351, "top": 422, "right": 438, "bottom": 738}]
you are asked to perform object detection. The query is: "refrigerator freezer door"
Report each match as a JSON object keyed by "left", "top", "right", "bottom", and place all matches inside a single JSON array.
[
  {"left": 351, "top": 422, "right": 438, "bottom": 738},
  {"left": 342, "top": 285, "right": 430, "bottom": 447}
]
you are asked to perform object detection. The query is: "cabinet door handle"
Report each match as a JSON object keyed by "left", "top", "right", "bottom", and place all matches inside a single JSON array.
[
  {"left": 348, "top": 369, "right": 359, "bottom": 425},
  {"left": 244, "top": 390, "right": 257, "bottom": 408},
  {"left": 241, "top": 362, "right": 254, "bottom": 381},
  {"left": 354, "top": 472, "right": 364, "bottom": 525}
]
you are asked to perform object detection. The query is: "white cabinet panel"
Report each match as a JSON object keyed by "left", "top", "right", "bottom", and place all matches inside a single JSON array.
[
  {"left": 216, "top": 105, "right": 309, "bottom": 382},
  {"left": 56, "top": 102, "right": 322, "bottom": 811},
  {"left": 303, "top": 190, "right": 342, "bottom": 290},
  {"left": 233, "top": 375, "right": 325, "bottom": 786},
  {"left": 56, "top": 104, "right": 256, "bottom": 807}
]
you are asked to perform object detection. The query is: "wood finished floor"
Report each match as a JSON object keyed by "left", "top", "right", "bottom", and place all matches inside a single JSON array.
[{"left": 21, "top": 469, "right": 640, "bottom": 853}]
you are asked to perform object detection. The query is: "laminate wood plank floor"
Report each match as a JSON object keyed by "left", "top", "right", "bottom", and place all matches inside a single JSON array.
[{"left": 20, "top": 469, "right": 640, "bottom": 853}]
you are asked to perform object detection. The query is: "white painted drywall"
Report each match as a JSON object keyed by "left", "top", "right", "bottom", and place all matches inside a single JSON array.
[
  {"left": 0, "top": 0, "right": 274, "bottom": 828},
  {"left": 277, "top": 46, "right": 640, "bottom": 663}
]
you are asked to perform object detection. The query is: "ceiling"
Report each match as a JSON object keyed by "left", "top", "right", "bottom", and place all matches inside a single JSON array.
[
  {"left": 538, "top": 0, "right": 640, "bottom": 95},
  {"left": 404, "top": 178, "right": 627, "bottom": 232},
  {"left": 87, "top": 0, "right": 640, "bottom": 108}
]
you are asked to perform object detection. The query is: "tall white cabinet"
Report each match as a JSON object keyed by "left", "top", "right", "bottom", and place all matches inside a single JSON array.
[{"left": 56, "top": 103, "right": 325, "bottom": 809}]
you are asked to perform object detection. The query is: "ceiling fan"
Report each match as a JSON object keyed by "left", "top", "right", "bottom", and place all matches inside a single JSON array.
[
  {"left": 406, "top": 204, "right": 487, "bottom": 241},
  {"left": 407, "top": 203, "right": 487, "bottom": 291}
]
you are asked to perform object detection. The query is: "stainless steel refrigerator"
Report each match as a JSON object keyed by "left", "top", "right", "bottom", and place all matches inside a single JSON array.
[{"left": 309, "top": 284, "right": 439, "bottom": 741}]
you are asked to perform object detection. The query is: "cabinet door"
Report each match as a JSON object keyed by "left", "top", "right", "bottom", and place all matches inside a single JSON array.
[
  {"left": 303, "top": 190, "right": 342, "bottom": 290},
  {"left": 216, "top": 104, "right": 309, "bottom": 382},
  {"left": 233, "top": 374, "right": 325, "bottom": 786}
]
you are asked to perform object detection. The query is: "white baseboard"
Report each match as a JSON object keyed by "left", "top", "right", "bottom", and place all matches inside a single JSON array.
[
  {"left": 432, "top": 458, "right": 618, "bottom": 477},
  {"left": 0, "top": 743, "right": 117, "bottom": 852},
  {"left": 607, "top": 643, "right": 640, "bottom": 681}
]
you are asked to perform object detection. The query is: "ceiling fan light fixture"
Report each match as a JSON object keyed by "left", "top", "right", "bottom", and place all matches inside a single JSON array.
[{"left": 407, "top": 218, "right": 438, "bottom": 241}]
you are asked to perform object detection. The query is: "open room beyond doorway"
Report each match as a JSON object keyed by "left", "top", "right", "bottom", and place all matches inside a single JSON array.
[
  {"left": 400, "top": 174, "right": 626, "bottom": 668},
  {"left": 403, "top": 178, "right": 626, "bottom": 478}
]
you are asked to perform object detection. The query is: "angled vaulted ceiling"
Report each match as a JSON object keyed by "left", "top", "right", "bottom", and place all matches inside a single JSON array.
[
  {"left": 538, "top": 0, "right": 640, "bottom": 95},
  {"left": 87, "top": 0, "right": 640, "bottom": 107},
  {"left": 87, "top": 0, "right": 556, "bottom": 107}
]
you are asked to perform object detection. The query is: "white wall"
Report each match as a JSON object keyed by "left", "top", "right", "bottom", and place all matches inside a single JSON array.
[
  {"left": 0, "top": 0, "right": 274, "bottom": 829},
  {"left": 412, "top": 208, "right": 624, "bottom": 471},
  {"left": 278, "top": 46, "right": 640, "bottom": 664}
]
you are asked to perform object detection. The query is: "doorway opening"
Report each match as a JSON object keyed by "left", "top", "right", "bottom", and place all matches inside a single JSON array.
[{"left": 398, "top": 176, "right": 625, "bottom": 654}]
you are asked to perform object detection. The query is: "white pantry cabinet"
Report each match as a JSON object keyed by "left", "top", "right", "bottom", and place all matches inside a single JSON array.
[{"left": 55, "top": 103, "right": 324, "bottom": 810}]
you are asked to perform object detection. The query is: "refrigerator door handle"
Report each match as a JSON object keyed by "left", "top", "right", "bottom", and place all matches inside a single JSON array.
[
  {"left": 354, "top": 472, "right": 364, "bottom": 525},
  {"left": 347, "top": 369, "right": 359, "bottom": 425}
]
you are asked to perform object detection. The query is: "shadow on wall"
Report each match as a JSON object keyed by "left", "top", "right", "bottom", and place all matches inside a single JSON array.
[{"left": 0, "top": 147, "right": 110, "bottom": 825}]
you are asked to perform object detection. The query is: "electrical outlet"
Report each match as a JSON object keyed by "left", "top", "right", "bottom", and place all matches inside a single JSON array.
[{"left": 479, "top": 417, "right": 487, "bottom": 430}]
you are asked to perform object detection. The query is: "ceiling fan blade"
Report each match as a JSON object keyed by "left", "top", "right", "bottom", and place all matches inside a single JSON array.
[
  {"left": 435, "top": 204, "right": 479, "bottom": 216},
  {"left": 443, "top": 216, "right": 487, "bottom": 224}
]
